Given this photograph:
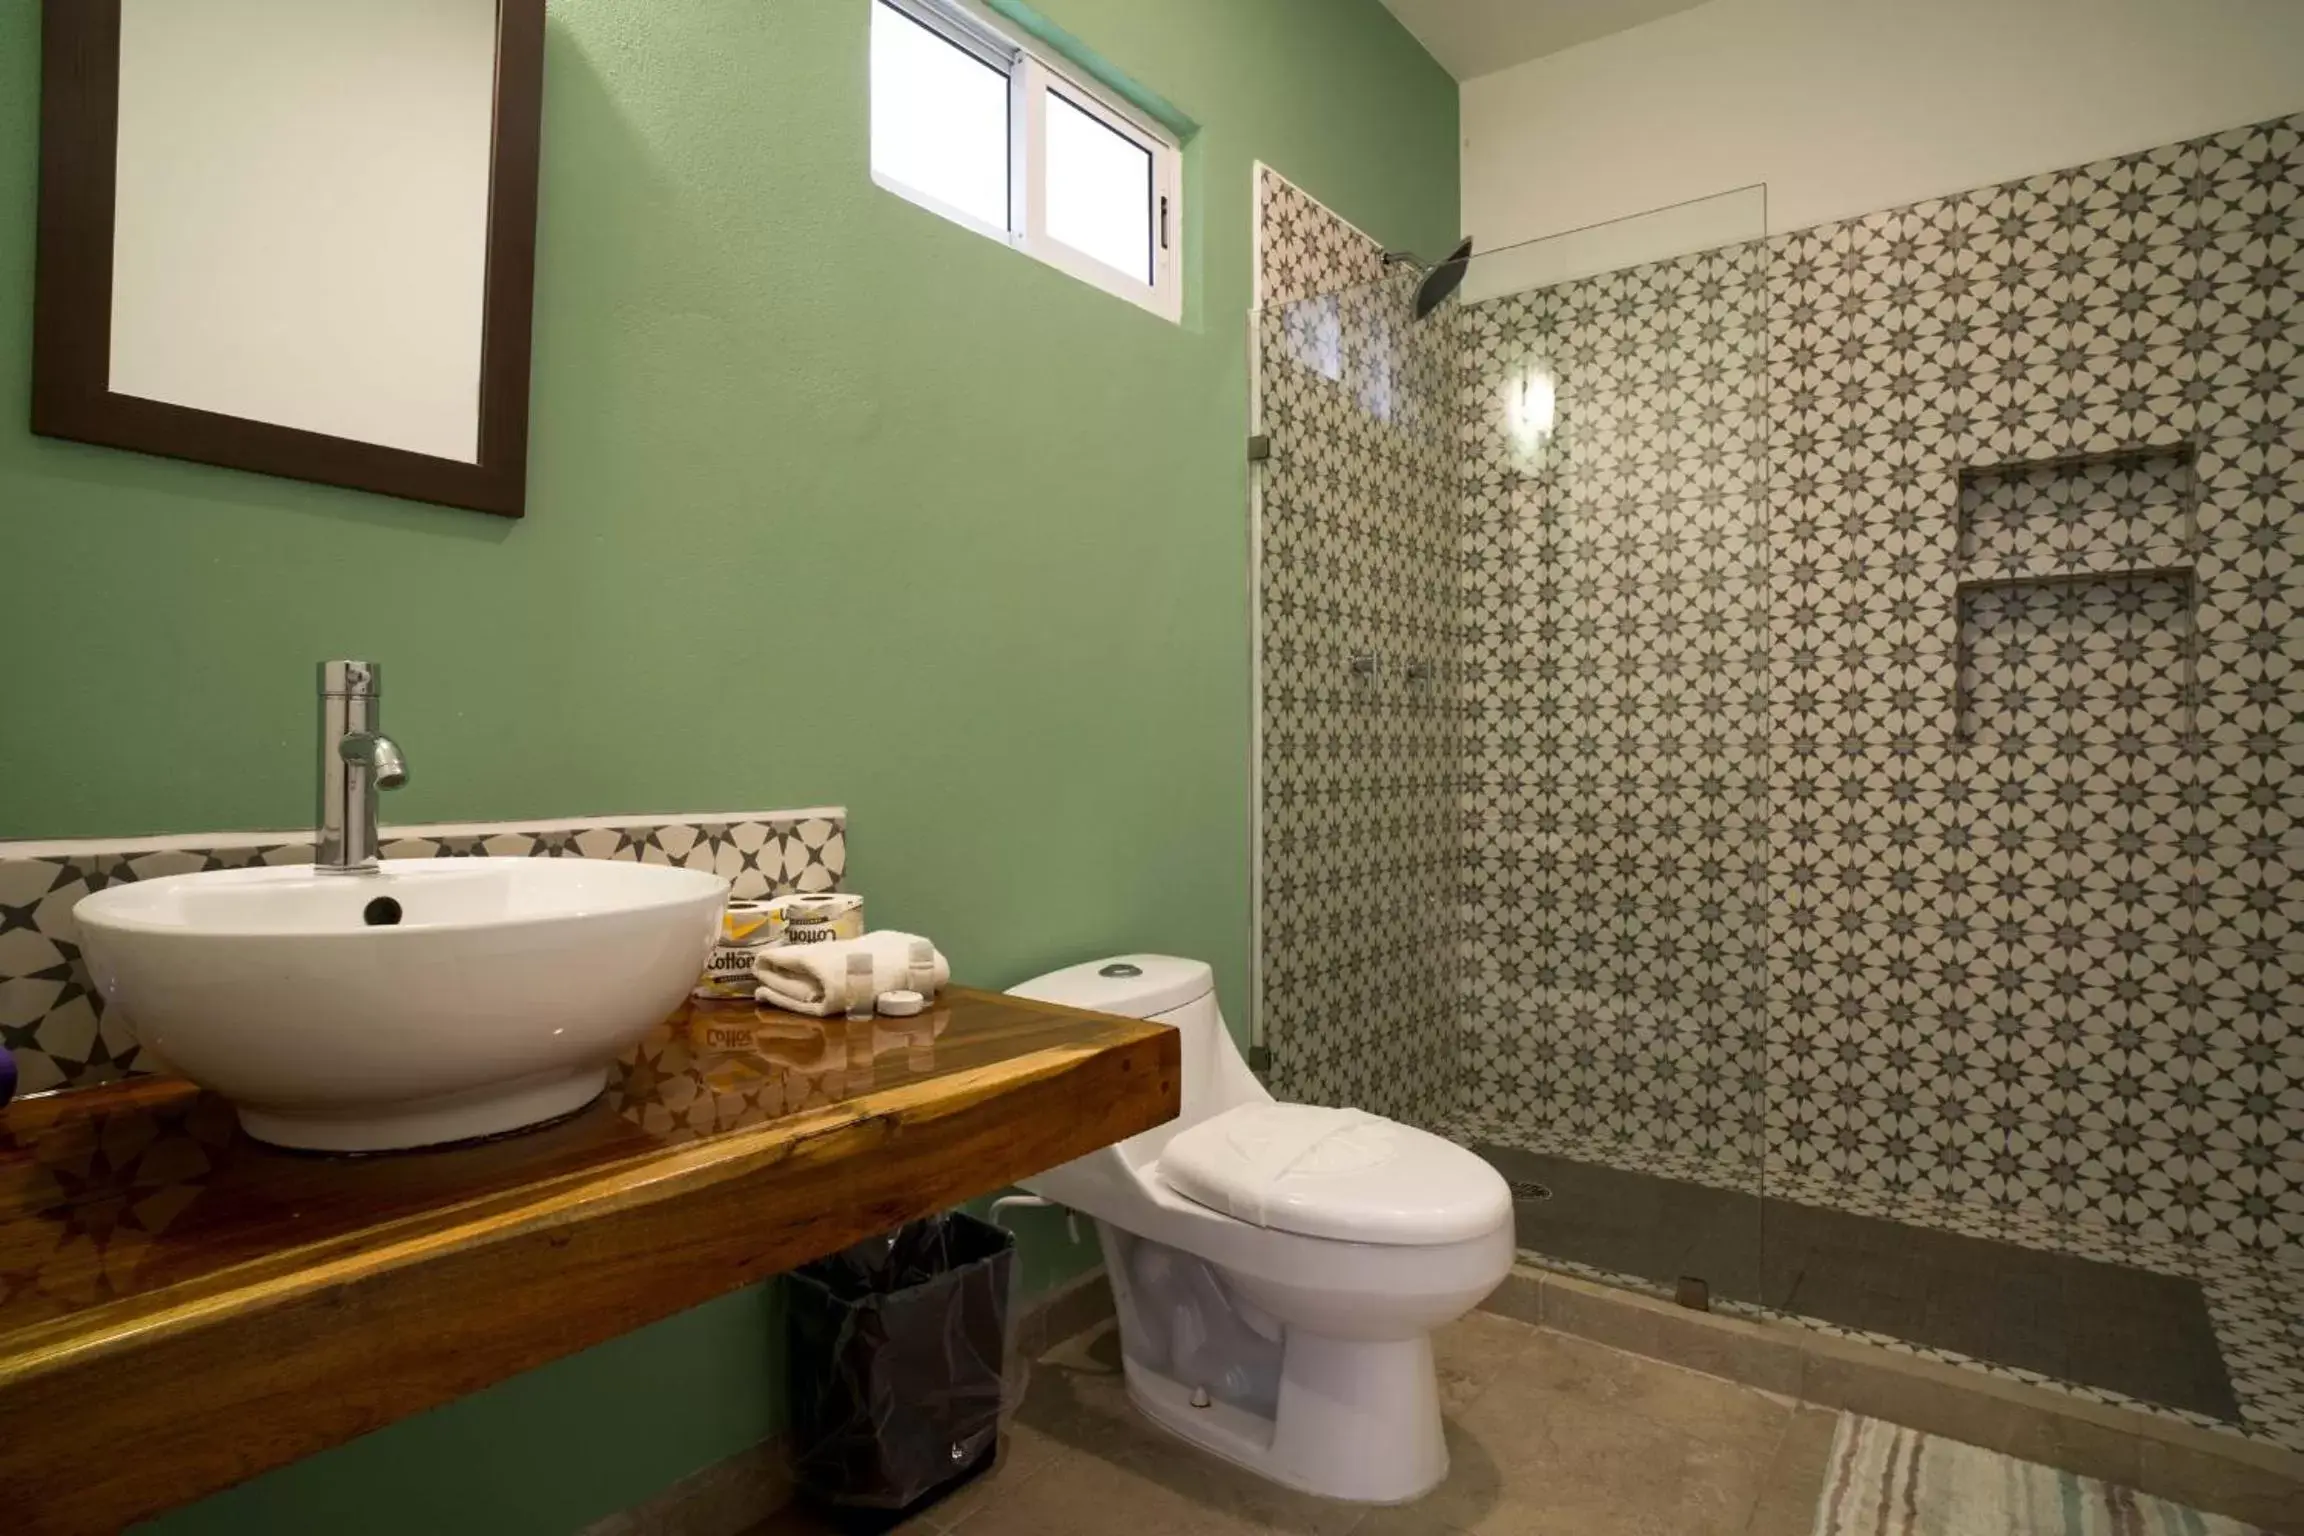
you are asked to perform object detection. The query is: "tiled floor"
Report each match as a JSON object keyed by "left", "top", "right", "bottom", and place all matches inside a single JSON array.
[
  {"left": 1471, "top": 1140, "right": 2240, "bottom": 1421},
  {"left": 1447, "top": 1113, "right": 2304, "bottom": 1454},
  {"left": 754, "top": 1311, "right": 1844, "bottom": 1535}
]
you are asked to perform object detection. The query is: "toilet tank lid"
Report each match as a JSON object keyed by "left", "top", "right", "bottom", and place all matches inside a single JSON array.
[{"left": 1007, "top": 954, "right": 1213, "bottom": 1020}]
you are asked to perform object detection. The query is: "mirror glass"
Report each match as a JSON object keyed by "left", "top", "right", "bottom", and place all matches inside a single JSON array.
[{"left": 107, "top": 0, "right": 498, "bottom": 462}]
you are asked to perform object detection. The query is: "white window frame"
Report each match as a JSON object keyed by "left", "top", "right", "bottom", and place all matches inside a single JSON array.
[{"left": 871, "top": 0, "right": 1183, "bottom": 323}]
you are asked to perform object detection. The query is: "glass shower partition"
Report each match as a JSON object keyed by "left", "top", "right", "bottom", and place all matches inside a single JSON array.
[
  {"left": 1252, "top": 186, "right": 1778, "bottom": 1311},
  {"left": 1450, "top": 192, "right": 1777, "bottom": 1308}
]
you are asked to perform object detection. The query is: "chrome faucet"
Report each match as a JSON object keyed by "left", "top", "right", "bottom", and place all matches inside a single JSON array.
[{"left": 317, "top": 660, "right": 408, "bottom": 874}]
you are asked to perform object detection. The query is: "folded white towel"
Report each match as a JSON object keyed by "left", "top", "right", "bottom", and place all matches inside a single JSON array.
[{"left": 754, "top": 931, "right": 950, "bottom": 1017}]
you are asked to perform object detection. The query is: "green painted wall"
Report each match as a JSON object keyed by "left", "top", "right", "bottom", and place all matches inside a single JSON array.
[{"left": 0, "top": 0, "right": 1455, "bottom": 1529}]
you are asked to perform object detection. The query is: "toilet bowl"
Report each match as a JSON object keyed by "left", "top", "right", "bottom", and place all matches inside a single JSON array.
[{"left": 1010, "top": 956, "right": 1512, "bottom": 1504}]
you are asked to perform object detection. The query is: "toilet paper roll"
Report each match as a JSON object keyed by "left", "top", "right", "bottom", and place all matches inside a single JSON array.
[
  {"left": 694, "top": 898, "right": 800, "bottom": 999},
  {"left": 783, "top": 892, "right": 864, "bottom": 945}
]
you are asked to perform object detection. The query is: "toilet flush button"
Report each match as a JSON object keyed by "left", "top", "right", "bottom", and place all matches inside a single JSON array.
[{"left": 1098, "top": 962, "right": 1143, "bottom": 978}]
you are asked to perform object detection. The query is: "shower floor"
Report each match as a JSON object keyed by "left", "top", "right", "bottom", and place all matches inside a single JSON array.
[
  {"left": 1469, "top": 1140, "right": 2239, "bottom": 1421},
  {"left": 1433, "top": 1116, "right": 2304, "bottom": 1452}
]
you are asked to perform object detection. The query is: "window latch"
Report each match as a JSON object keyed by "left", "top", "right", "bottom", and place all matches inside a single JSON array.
[{"left": 1159, "top": 194, "right": 1170, "bottom": 251}]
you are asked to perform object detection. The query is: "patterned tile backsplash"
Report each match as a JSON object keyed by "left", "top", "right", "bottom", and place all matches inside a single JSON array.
[
  {"left": 1254, "top": 167, "right": 1464, "bottom": 1126},
  {"left": 0, "top": 811, "right": 845, "bottom": 1096},
  {"left": 1260, "top": 113, "right": 2301, "bottom": 1265}
]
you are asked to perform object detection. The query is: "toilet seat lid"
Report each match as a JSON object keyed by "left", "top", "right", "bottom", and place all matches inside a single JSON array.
[{"left": 1156, "top": 1103, "right": 1511, "bottom": 1246}]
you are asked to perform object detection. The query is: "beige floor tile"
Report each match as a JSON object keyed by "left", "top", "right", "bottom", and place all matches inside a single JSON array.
[
  {"left": 1741, "top": 1405, "right": 1839, "bottom": 1536},
  {"left": 1351, "top": 1507, "right": 1476, "bottom": 1536},
  {"left": 943, "top": 1316, "right": 1806, "bottom": 1536},
  {"left": 953, "top": 1438, "right": 1311, "bottom": 1536},
  {"left": 1118, "top": 1429, "right": 1367, "bottom": 1536},
  {"left": 1434, "top": 1309, "right": 1547, "bottom": 1413},
  {"left": 1394, "top": 1338, "right": 1791, "bottom": 1536},
  {"left": 1404, "top": 1403, "right": 1780, "bottom": 1536},
  {"left": 1507, "top": 1330, "right": 1794, "bottom": 1448},
  {"left": 1376, "top": 1419, "right": 1511, "bottom": 1533}
]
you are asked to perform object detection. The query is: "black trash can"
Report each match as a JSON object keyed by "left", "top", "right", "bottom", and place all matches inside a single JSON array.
[{"left": 788, "top": 1212, "right": 1017, "bottom": 1526}]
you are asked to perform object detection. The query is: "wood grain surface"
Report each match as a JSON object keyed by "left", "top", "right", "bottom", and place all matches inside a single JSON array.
[{"left": 0, "top": 990, "right": 1178, "bottom": 1534}]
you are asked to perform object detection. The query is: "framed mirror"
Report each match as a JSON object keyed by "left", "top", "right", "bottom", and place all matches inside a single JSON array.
[{"left": 32, "top": 0, "right": 547, "bottom": 518}]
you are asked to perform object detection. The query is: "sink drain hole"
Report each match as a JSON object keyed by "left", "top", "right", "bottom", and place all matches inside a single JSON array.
[{"left": 363, "top": 896, "right": 403, "bottom": 927}]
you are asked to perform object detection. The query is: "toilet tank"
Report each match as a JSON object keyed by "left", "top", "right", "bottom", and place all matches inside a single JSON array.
[{"left": 1008, "top": 954, "right": 1269, "bottom": 1164}]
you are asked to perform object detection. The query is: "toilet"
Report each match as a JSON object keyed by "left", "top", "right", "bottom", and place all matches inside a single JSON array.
[{"left": 1010, "top": 955, "right": 1513, "bottom": 1504}]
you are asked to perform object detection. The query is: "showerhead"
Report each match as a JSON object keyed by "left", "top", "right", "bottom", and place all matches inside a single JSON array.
[{"left": 1414, "top": 237, "right": 1474, "bottom": 320}]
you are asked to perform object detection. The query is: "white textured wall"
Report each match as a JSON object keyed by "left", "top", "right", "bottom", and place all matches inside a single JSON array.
[
  {"left": 1462, "top": 0, "right": 2304, "bottom": 255},
  {"left": 110, "top": 0, "right": 496, "bottom": 461}
]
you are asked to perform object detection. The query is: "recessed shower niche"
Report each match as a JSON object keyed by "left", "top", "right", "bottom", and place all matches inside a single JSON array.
[
  {"left": 1952, "top": 442, "right": 2201, "bottom": 747},
  {"left": 1955, "top": 441, "right": 2199, "bottom": 577}
]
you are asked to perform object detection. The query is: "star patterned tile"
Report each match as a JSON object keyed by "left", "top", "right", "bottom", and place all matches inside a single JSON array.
[{"left": 1256, "top": 114, "right": 2300, "bottom": 1452}]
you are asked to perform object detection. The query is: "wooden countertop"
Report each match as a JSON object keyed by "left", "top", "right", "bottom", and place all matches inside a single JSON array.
[{"left": 0, "top": 990, "right": 1178, "bottom": 1535}]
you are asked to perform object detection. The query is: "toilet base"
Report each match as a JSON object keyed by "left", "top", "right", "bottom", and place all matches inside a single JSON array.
[{"left": 1121, "top": 1330, "right": 1448, "bottom": 1505}]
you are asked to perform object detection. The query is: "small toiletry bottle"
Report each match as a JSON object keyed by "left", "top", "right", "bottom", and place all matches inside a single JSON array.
[
  {"left": 845, "top": 953, "right": 876, "bottom": 1021},
  {"left": 908, "top": 938, "right": 938, "bottom": 999}
]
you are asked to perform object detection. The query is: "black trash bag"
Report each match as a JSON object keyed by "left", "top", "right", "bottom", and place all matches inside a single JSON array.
[{"left": 789, "top": 1212, "right": 1016, "bottom": 1523}]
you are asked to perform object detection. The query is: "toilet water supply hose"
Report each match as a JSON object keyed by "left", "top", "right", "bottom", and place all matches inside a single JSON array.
[{"left": 988, "top": 1194, "right": 1080, "bottom": 1244}]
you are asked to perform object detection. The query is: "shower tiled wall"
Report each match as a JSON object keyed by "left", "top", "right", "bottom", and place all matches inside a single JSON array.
[
  {"left": 1458, "top": 113, "right": 2302, "bottom": 1261},
  {"left": 0, "top": 811, "right": 846, "bottom": 1096},
  {"left": 1254, "top": 168, "right": 1463, "bottom": 1124}
]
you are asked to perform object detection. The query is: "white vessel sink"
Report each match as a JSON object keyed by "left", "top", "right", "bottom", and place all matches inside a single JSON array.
[{"left": 75, "top": 858, "right": 728, "bottom": 1151}]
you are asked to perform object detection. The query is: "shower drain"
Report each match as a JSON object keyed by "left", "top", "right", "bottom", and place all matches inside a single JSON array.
[{"left": 1507, "top": 1179, "right": 1553, "bottom": 1202}]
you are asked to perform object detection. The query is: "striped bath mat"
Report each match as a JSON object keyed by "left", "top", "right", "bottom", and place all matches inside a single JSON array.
[{"left": 1813, "top": 1415, "right": 2268, "bottom": 1536}]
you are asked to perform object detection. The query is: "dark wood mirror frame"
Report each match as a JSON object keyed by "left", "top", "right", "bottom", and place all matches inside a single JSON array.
[{"left": 31, "top": 0, "right": 547, "bottom": 519}]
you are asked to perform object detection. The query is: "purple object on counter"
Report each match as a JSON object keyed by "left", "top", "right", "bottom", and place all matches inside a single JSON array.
[{"left": 0, "top": 1046, "right": 15, "bottom": 1107}]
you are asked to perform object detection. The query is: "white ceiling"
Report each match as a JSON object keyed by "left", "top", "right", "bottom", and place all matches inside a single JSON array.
[{"left": 1379, "top": 0, "right": 1716, "bottom": 80}]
